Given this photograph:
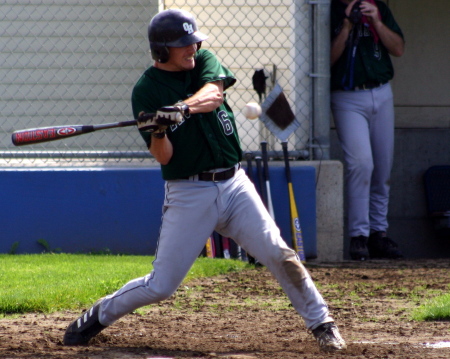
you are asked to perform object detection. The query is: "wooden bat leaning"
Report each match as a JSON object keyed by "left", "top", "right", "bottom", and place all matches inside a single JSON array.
[
  {"left": 281, "top": 141, "right": 306, "bottom": 262},
  {"left": 11, "top": 120, "right": 138, "bottom": 146}
]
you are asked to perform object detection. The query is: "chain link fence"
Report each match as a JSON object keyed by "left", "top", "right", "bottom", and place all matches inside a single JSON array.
[{"left": 1, "top": 0, "right": 318, "bottom": 167}]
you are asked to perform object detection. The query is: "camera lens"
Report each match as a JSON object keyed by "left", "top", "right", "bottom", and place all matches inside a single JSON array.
[{"left": 349, "top": 1, "right": 363, "bottom": 24}]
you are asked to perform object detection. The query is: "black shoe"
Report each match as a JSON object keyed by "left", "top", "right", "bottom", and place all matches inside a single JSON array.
[
  {"left": 312, "top": 322, "right": 347, "bottom": 352},
  {"left": 349, "top": 235, "right": 369, "bottom": 260},
  {"left": 63, "top": 299, "right": 107, "bottom": 346},
  {"left": 368, "top": 231, "right": 403, "bottom": 259}
]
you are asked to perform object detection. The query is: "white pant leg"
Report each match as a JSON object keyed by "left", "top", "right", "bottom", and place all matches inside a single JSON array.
[
  {"left": 100, "top": 180, "right": 220, "bottom": 326},
  {"left": 215, "top": 169, "right": 333, "bottom": 329},
  {"left": 369, "top": 84, "right": 395, "bottom": 232},
  {"left": 331, "top": 90, "right": 374, "bottom": 237}
]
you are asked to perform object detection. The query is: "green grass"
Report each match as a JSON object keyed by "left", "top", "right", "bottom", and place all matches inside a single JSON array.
[
  {"left": 412, "top": 293, "right": 450, "bottom": 321},
  {"left": 3, "top": 254, "right": 450, "bottom": 322},
  {"left": 0, "top": 254, "right": 250, "bottom": 315}
]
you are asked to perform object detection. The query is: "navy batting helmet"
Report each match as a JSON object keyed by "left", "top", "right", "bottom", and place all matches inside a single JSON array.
[{"left": 148, "top": 9, "right": 208, "bottom": 63}]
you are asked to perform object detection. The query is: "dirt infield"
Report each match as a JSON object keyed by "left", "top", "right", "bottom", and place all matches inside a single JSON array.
[{"left": 1, "top": 259, "right": 449, "bottom": 359}]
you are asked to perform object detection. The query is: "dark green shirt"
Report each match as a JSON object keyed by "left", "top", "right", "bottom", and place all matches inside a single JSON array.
[
  {"left": 330, "top": 0, "right": 404, "bottom": 90},
  {"left": 131, "top": 49, "right": 241, "bottom": 180}
]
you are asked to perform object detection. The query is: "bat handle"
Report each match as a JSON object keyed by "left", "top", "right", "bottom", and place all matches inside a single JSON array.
[
  {"left": 261, "top": 141, "right": 267, "bottom": 155},
  {"left": 281, "top": 141, "right": 292, "bottom": 181},
  {"left": 261, "top": 141, "right": 269, "bottom": 177},
  {"left": 245, "top": 152, "right": 254, "bottom": 182}
]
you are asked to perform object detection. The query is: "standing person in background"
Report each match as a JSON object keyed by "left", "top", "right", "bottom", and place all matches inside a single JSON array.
[
  {"left": 330, "top": 0, "right": 405, "bottom": 260},
  {"left": 63, "top": 8, "right": 346, "bottom": 352}
]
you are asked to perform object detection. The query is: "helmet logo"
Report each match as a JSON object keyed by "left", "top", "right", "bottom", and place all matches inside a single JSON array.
[{"left": 183, "top": 22, "right": 194, "bottom": 34}]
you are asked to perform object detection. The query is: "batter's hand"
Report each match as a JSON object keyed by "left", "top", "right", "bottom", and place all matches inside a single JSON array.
[
  {"left": 156, "top": 102, "right": 189, "bottom": 125},
  {"left": 136, "top": 112, "right": 160, "bottom": 132}
]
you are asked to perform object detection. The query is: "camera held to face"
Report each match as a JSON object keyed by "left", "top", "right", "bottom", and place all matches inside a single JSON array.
[{"left": 349, "top": 0, "right": 363, "bottom": 24}]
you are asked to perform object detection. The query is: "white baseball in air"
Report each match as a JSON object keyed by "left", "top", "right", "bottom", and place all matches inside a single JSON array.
[{"left": 242, "top": 102, "right": 262, "bottom": 120}]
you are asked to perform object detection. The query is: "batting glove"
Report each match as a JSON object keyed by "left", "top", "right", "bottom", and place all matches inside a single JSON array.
[
  {"left": 156, "top": 101, "right": 189, "bottom": 125},
  {"left": 136, "top": 112, "right": 160, "bottom": 133}
]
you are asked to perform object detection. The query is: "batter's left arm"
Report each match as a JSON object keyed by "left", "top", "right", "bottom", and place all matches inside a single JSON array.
[{"left": 149, "top": 133, "right": 173, "bottom": 165}]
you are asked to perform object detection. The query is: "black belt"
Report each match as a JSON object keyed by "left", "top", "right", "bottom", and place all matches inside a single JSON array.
[
  {"left": 183, "top": 164, "right": 239, "bottom": 182},
  {"left": 353, "top": 81, "right": 385, "bottom": 91}
]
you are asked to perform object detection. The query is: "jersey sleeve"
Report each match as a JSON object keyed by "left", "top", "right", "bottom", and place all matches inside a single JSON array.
[
  {"left": 193, "top": 49, "right": 236, "bottom": 90},
  {"left": 131, "top": 74, "right": 159, "bottom": 147},
  {"left": 131, "top": 68, "right": 186, "bottom": 148},
  {"left": 377, "top": 1, "right": 404, "bottom": 40}
]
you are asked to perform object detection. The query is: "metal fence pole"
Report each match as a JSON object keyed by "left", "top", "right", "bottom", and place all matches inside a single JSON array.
[{"left": 310, "top": 0, "right": 331, "bottom": 160}]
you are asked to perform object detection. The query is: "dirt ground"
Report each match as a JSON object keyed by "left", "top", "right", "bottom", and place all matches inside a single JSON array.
[{"left": 1, "top": 259, "right": 449, "bottom": 359}]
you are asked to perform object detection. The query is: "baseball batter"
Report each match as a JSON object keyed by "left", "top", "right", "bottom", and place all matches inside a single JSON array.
[
  {"left": 330, "top": 0, "right": 404, "bottom": 260},
  {"left": 63, "top": 9, "right": 346, "bottom": 352}
]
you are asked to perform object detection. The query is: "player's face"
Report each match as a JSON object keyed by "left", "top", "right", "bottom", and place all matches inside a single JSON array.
[{"left": 164, "top": 44, "right": 198, "bottom": 71}]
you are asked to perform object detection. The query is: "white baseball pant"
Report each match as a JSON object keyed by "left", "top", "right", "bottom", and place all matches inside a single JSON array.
[
  {"left": 98, "top": 168, "right": 333, "bottom": 330},
  {"left": 331, "top": 83, "right": 395, "bottom": 237}
]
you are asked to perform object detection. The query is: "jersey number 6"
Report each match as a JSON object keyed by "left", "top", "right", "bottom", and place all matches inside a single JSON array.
[{"left": 218, "top": 111, "right": 234, "bottom": 135}]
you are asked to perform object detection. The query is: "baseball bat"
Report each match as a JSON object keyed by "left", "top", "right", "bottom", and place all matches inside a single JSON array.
[
  {"left": 11, "top": 111, "right": 179, "bottom": 146},
  {"left": 261, "top": 141, "right": 275, "bottom": 219},
  {"left": 245, "top": 152, "right": 254, "bottom": 182},
  {"left": 205, "top": 236, "right": 215, "bottom": 258},
  {"left": 11, "top": 120, "right": 138, "bottom": 146},
  {"left": 221, "top": 236, "right": 231, "bottom": 259},
  {"left": 282, "top": 141, "right": 306, "bottom": 262},
  {"left": 213, "top": 231, "right": 224, "bottom": 258},
  {"left": 244, "top": 152, "right": 257, "bottom": 264},
  {"left": 255, "top": 156, "right": 267, "bottom": 206}
]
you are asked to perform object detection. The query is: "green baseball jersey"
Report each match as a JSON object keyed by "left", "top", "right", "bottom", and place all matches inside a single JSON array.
[
  {"left": 132, "top": 49, "right": 241, "bottom": 180},
  {"left": 330, "top": 0, "right": 404, "bottom": 91}
]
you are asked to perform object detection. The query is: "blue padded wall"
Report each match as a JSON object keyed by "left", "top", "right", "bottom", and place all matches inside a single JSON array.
[{"left": 0, "top": 166, "right": 316, "bottom": 258}]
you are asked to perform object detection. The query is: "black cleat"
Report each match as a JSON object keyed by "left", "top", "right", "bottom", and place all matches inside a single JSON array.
[
  {"left": 312, "top": 322, "right": 347, "bottom": 352},
  {"left": 368, "top": 231, "right": 403, "bottom": 259},
  {"left": 63, "top": 299, "right": 107, "bottom": 346},
  {"left": 349, "top": 235, "right": 369, "bottom": 260}
]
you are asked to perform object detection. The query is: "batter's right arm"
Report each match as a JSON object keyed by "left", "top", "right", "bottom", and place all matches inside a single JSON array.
[
  {"left": 181, "top": 81, "right": 224, "bottom": 114},
  {"left": 148, "top": 80, "right": 224, "bottom": 164}
]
